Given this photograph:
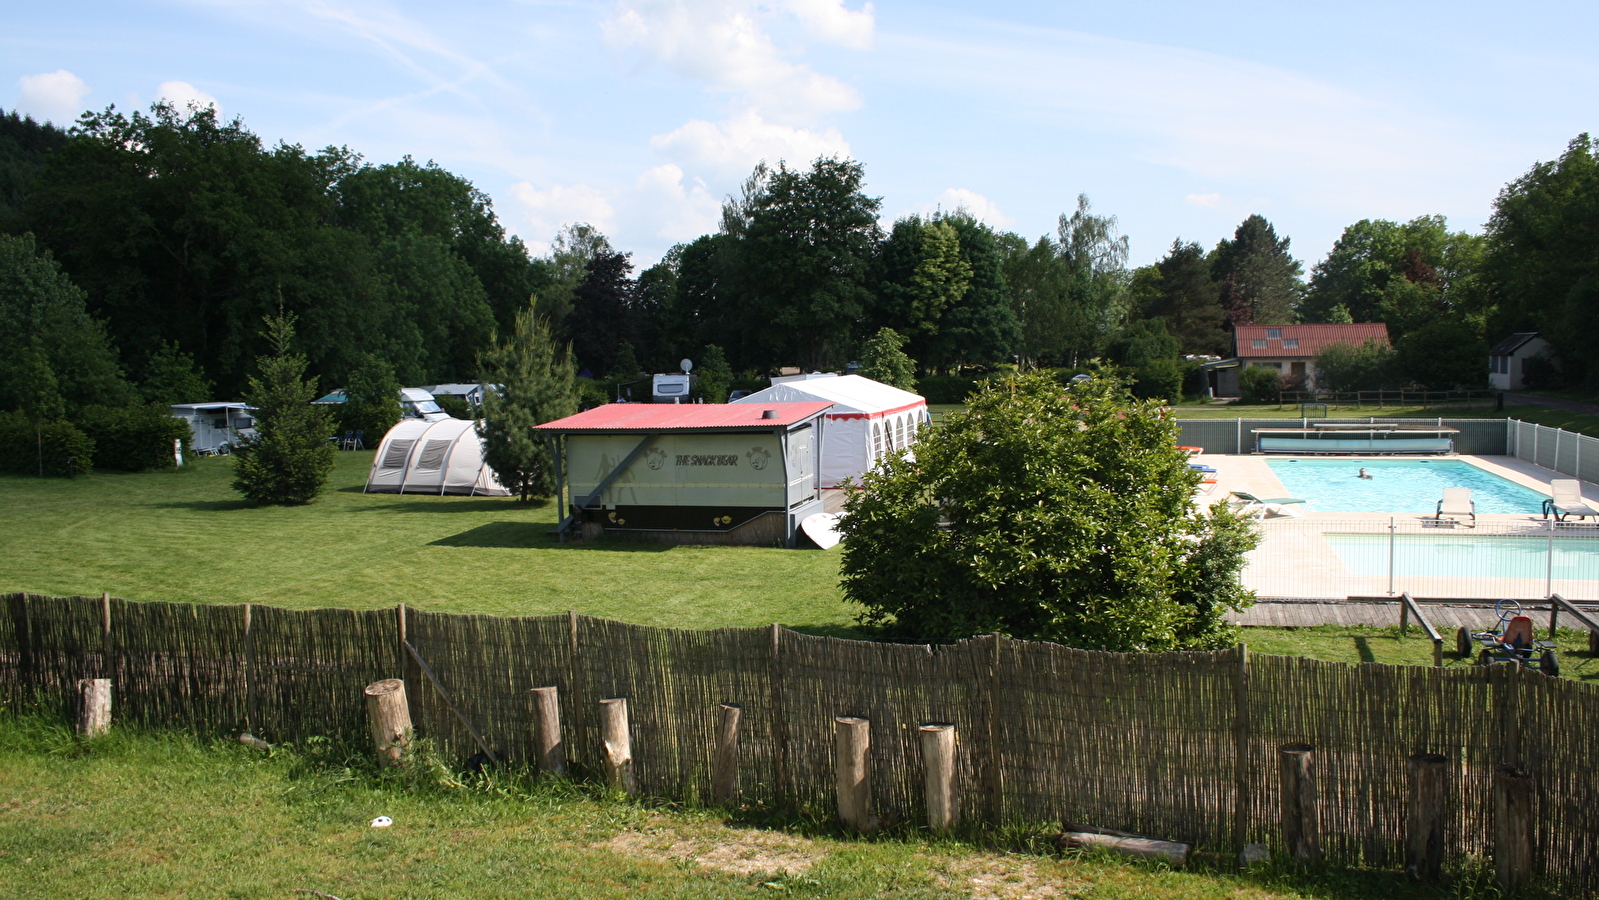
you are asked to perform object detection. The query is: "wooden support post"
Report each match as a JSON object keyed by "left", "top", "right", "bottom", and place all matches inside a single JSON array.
[
  {"left": 770, "top": 623, "right": 789, "bottom": 808},
  {"left": 530, "top": 686, "right": 566, "bottom": 776},
  {"left": 364, "top": 678, "right": 412, "bottom": 766},
  {"left": 712, "top": 703, "right": 743, "bottom": 805},
  {"left": 1278, "top": 743, "right": 1321, "bottom": 863},
  {"left": 834, "top": 716, "right": 876, "bottom": 832},
  {"left": 1405, "top": 753, "right": 1448, "bottom": 881},
  {"left": 1063, "top": 832, "right": 1189, "bottom": 867},
  {"left": 1494, "top": 765, "right": 1533, "bottom": 893},
  {"left": 76, "top": 678, "right": 111, "bottom": 737},
  {"left": 569, "top": 610, "right": 583, "bottom": 770},
  {"left": 243, "top": 603, "right": 258, "bottom": 731},
  {"left": 984, "top": 633, "right": 1004, "bottom": 825},
  {"left": 99, "top": 591, "right": 111, "bottom": 669},
  {"left": 599, "top": 698, "right": 635, "bottom": 794},
  {"left": 920, "top": 723, "right": 956, "bottom": 832}
]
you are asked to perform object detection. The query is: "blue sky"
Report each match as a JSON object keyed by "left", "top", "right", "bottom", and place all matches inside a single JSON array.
[{"left": 7, "top": 1, "right": 1598, "bottom": 268}]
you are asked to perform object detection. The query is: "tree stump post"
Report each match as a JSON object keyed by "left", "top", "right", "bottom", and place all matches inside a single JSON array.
[
  {"left": 364, "top": 678, "right": 412, "bottom": 766},
  {"left": 1405, "top": 753, "right": 1448, "bottom": 880},
  {"left": 1494, "top": 765, "right": 1533, "bottom": 893},
  {"left": 920, "top": 723, "right": 957, "bottom": 832},
  {"left": 76, "top": 678, "right": 111, "bottom": 737},
  {"left": 529, "top": 686, "right": 566, "bottom": 776},
  {"left": 835, "top": 716, "right": 876, "bottom": 832},
  {"left": 1278, "top": 743, "right": 1321, "bottom": 863},
  {"left": 599, "top": 698, "right": 635, "bottom": 794},
  {"left": 712, "top": 703, "right": 742, "bottom": 805}
]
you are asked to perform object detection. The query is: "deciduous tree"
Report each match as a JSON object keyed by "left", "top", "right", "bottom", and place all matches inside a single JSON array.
[
  {"left": 858, "top": 327, "right": 917, "bottom": 391},
  {"left": 839, "top": 371, "right": 1256, "bottom": 648}
]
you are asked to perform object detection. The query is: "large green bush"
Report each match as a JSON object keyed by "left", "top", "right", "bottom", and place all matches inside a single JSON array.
[
  {"left": 75, "top": 404, "right": 191, "bottom": 471},
  {"left": 1238, "top": 365, "right": 1283, "bottom": 404},
  {"left": 0, "top": 412, "right": 94, "bottom": 477},
  {"left": 838, "top": 371, "right": 1257, "bottom": 650},
  {"left": 231, "top": 313, "right": 336, "bottom": 505}
]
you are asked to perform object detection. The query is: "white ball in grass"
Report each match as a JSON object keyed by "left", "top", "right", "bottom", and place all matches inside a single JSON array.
[{"left": 370, "top": 816, "right": 393, "bottom": 828}]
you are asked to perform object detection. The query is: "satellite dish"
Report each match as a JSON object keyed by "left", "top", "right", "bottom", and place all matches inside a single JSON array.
[{"left": 680, "top": 358, "right": 694, "bottom": 373}]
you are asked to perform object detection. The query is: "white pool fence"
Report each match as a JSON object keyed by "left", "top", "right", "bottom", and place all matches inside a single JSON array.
[{"left": 1243, "top": 517, "right": 1599, "bottom": 601}]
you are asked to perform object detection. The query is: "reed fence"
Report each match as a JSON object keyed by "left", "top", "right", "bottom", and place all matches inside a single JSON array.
[{"left": 4, "top": 592, "right": 1597, "bottom": 894}]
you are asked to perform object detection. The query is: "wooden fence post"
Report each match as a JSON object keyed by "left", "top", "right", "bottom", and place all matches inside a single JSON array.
[
  {"left": 76, "top": 678, "right": 111, "bottom": 737},
  {"left": 364, "top": 678, "right": 412, "bottom": 766},
  {"left": 713, "top": 703, "right": 742, "bottom": 805},
  {"left": 599, "top": 697, "right": 635, "bottom": 794},
  {"left": 984, "top": 633, "right": 1004, "bottom": 825},
  {"left": 99, "top": 591, "right": 111, "bottom": 672},
  {"left": 1405, "top": 753, "right": 1448, "bottom": 880},
  {"left": 530, "top": 686, "right": 566, "bottom": 776},
  {"left": 1494, "top": 765, "right": 1533, "bottom": 893},
  {"left": 243, "top": 603, "right": 258, "bottom": 731},
  {"left": 569, "top": 610, "right": 584, "bottom": 771},
  {"left": 920, "top": 723, "right": 956, "bottom": 832},
  {"left": 1278, "top": 743, "right": 1321, "bottom": 863},
  {"left": 835, "top": 716, "right": 876, "bottom": 832}
]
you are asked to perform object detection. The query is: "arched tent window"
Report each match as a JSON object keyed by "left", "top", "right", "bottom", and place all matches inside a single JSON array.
[
  {"left": 894, "top": 417, "right": 905, "bottom": 450},
  {"left": 873, "top": 422, "right": 883, "bottom": 458}
]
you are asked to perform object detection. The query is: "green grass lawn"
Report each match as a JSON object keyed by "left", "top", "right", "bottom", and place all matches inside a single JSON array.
[
  {"left": 1241, "top": 624, "right": 1599, "bottom": 683},
  {"left": 0, "top": 453, "right": 856, "bottom": 631},
  {"left": 0, "top": 717, "right": 1505, "bottom": 900}
]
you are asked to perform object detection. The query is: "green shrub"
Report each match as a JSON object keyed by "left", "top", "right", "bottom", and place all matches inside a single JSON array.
[
  {"left": 1131, "top": 359, "right": 1184, "bottom": 402},
  {"left": 0, "top": 412, "right": 94, "bottom": 477},
  {"left": 433, "top": 396, "right": 473, "bottom": 420},
  {"left": 1238, "top": 365, "right": 1283, "bottom": 404},
  {"left": 75, "top": 404, "right": 191, "bottom": 471},
  {"left": 575, "top": 377, "right": 608, "bottom": 409},
  {"left": 915, "top": 374, "right": 977, "bottom": 404}
]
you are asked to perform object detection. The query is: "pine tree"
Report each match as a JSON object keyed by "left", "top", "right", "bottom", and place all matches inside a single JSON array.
[
  {"left": 859, "top": 327, "right": 917, "bottom": 391},
  {"left": 477, "top": 310, "right": 578, "bottom": 503},
  {"left": 232, "top": 312, "right": 336, "bottom": 504},
  {"left": 140, "top": 340, "right": 213, "bottom": 404},
  {"left": 696, "top": 344, "right": 732, "bottom": 403}
]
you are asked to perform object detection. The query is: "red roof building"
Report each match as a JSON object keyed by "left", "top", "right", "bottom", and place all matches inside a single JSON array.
[
  {"left": 536, "top": 402, "right": 834, "bottom": 434},
  {"left": 1232, "top": 323, "right": 1390, "bottom": 391}
]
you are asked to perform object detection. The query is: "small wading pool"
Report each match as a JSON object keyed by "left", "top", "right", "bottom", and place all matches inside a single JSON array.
[
  {"left": 1326, "top": 533, "right": 1599, "bottom": 581},
  {"left": 1266, "top": 459, "right": 1549, "bottom": 514}
]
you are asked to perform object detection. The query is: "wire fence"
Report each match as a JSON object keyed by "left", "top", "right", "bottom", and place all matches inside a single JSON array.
[
  {"left": 1175, "top": 417, "right": 1512, "bottom": 455},
  {"left": 4, "top": 592, "right": 1599, "bottom": 894},
  {"left": 1242, "top": 518, "right": 1599, "bottom": 601}
]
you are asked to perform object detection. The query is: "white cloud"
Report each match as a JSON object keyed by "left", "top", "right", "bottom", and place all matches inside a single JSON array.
[
  {"left": 15, "top": 70, "right": 90, "bottom": 124},
  {"left": 631, "top": 164, "right": 722, "bottom": 240},
  {"left": 602, "top": 0, "right": 870, "bottom": 122},
  {"left": 157, "top": 81, "right": 222, "bottom": 116},
  {"left": 650, "top": 110, "right": 851, "bottom": 179},
  {"left": 1185, "top": 192, "right": 1224, "bottom": 210},
  {"left": 509, "top": 181, "right": 617, "bottom": 251},
  {"left": 918, "top": 188, "right": 1015, "bottom": 228}
]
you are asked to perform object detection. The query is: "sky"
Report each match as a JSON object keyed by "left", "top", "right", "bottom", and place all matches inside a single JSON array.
[{"left": 7, "top": 0, "right": 1599, "bottom": 269}]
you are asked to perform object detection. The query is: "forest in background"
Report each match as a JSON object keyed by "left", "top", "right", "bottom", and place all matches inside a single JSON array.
[{"left": 3, "top": 102, "right": 1597, "bottom": 416}]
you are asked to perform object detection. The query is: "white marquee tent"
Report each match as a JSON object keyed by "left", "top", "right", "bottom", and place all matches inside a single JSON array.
[
  {"left": 364, "top": 418, "right": 511, "bottom": 496},
  {"left": 733, "top": 375, "right": 928, "bottom": 488}
]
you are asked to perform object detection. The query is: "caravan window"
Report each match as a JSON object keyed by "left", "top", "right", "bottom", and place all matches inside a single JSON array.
[{"left": 414, "top": 400, "right": 442, "bottom": 415}]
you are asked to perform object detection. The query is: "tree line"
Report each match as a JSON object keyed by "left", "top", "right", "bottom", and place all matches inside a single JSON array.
[{"left": 3, "top": 103, "right": 1598, "bottom": 428}]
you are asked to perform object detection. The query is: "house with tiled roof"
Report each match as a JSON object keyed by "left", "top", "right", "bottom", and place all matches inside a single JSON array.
[{"left": 1204, "top": 323, "right": 1391, "bottom": 396}]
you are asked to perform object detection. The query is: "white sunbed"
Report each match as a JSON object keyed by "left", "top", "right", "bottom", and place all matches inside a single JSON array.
[
  {"left": 1435, "top": 487, "right": 1475, "bottom": 527},
  {"left": 1228, "top": 491, "right": 1307, "bottom": 519},
  {"left": 1544, "top": 479, "right": 1599, "bottom": 522}
]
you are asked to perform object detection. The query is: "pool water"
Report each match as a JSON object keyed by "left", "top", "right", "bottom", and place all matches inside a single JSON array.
[
  {"left": 1326, "top": 533, "right": 1599, "bottom": 580},
  {"left": 1265, "top": 459, "right": 1550, "bottom": 514}
]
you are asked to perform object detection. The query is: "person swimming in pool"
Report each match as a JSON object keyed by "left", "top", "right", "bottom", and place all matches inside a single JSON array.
[{"left": 1358, "top": 468, "right": 1372, "bottom": 479}]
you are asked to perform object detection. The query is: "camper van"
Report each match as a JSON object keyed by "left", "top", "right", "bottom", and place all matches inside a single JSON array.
[
  {"left": 169, "top": 403, "right": 256, "bottom": 454},
  {"left": 651, "top": 374, "right": 695, "bottom": 403},
  {"left": 313, "top": 387, "right": 450, "bottom": 422}
]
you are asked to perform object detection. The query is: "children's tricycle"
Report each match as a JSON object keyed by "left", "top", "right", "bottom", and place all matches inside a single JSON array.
[{"left": 1455, "top": 599, "right": 1560, "bottom": 677}]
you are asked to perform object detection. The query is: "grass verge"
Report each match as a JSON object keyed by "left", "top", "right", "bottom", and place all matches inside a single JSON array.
[{"left": 0, "top": 716, "right": 1520, "bottom": 900}]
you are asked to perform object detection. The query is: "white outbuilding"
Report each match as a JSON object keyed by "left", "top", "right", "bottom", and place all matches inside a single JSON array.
[
  {"left": 364, "top": 418, "right": 511, "bottom": 496},
  {"left": 732, "top": 375, "right": 928, "bottom": 488}
]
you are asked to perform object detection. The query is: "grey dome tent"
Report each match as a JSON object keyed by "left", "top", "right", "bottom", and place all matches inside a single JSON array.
[{"left": 364, "top": 418, "right": 510, "bottom": 496}]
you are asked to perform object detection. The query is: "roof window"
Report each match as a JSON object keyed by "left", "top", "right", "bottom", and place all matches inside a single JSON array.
[
  {"left": 1266, "top": 328, "right": 1282, "bottom": 339},
  {"left": 1282, "top": 338, "right": 1299, "bottom": 349},
  {"left": 1251, "top": 339, "right": 1268, "bottom": 349}
]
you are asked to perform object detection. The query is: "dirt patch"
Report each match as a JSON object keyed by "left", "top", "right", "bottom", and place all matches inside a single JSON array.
[
  {"left": 934, "top": 856, "right": 1089, "bottom": 900},
  {"left": 602, "top": 821, "right": 825, "bottom": 877}
]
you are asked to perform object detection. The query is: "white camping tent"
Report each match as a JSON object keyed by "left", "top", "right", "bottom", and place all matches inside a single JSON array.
[
  {"left": 733, "top": 375, "right": 928, "bottom": 488},
  {"left": 364, "top": 418, "right": 511, "bottom": 496}
]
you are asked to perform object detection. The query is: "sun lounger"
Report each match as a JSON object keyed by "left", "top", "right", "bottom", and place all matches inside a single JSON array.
[
  {"left": 1228, "top": 491, "right": 1306, "bottom": 507},
  {"left": 1227, "top": 491, "right": 1307, "bottom": 519},
  {"left": 1435, "top": 487, "right": 1475, "bottom": 526},
  {"left": 1543, "top": 479, "right": 1599, "bottom": 522}
]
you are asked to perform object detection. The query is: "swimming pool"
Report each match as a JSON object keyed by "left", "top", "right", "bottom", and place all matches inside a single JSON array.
[{"left": 1265, "top": 459, "right": 1550, "bottom": 514}]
